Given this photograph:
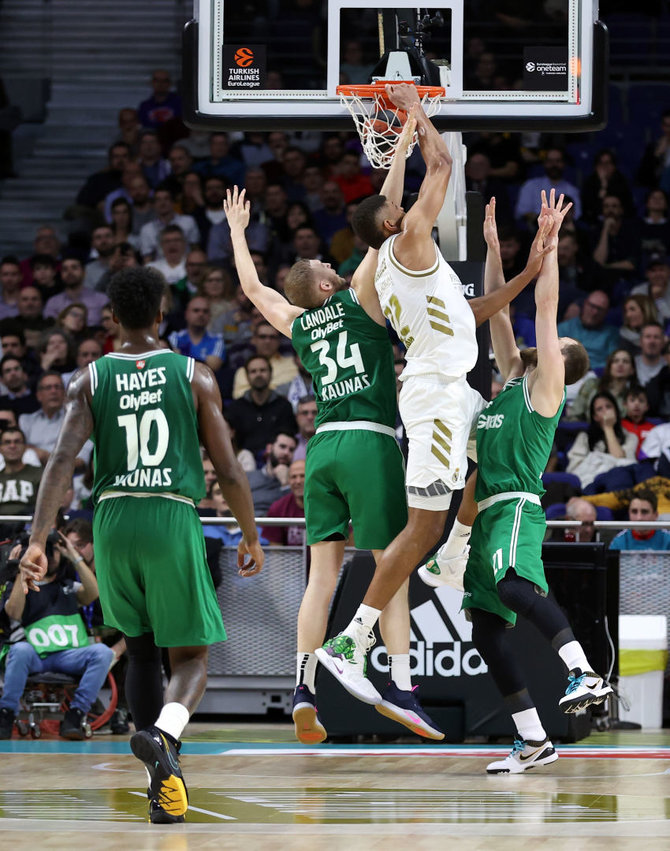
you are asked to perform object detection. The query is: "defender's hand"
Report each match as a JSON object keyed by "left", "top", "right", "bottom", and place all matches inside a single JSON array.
[{"left": 223, "top": 185, "right": 250, "bottom": 232}]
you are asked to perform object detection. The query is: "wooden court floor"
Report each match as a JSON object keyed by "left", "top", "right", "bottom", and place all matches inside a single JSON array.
[{"left": 2, "top": 723, "right": 670, "bottom": 850}]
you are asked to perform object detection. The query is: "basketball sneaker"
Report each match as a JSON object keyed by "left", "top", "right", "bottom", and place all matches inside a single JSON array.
[
  {"left": 486, "top": 737, "right": 558, "bottom": 774},
  {"left": 418, "top": 547, "right": 469, "bottom": 591},
  {"left": 292, "top": 684, "right": 327, "bottom": 745},
  {"left": 315, "top": 630, "right": 381, "bottom": 705},
  {"left": 130, "top": 725, "right": 189, "bottom": 820},
  {"left": 375, "top": 683, "right": 445, "bottom": 740},
  {"left": 558, "top": 669, "right": 613, "bottom": 714}
]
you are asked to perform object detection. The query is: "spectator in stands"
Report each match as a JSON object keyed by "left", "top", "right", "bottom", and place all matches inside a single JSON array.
[
  {"left": 620, "top": 293, "right": 659, "bottom": 354},
  {"left": 262, "top": 182, "right": 292, "bottom": 244},
  {"left": 99, "top": 305, "right": 120, "bottom": 354},
  {"left": 102, "top": 161, "right": 142, "bottom": 224},
  {"left": 566, "top": 390, "right": 638, "bottom": 489},
  {"left": 139, "top": 186, "right": 200, "bottom": 261},
  {"left": 165, "top": 143, "right": 193, "bottom": 195},
  {"left": 580, "top": 148, "right": 634, "bottom": 224},
  {"left": 171, "top": 247, "right": 207, "bottom": 310},
  {"left": 0, "top": 326, "right": 39, "bottom": 383},
  {"left": 94, "top": 241, "right": 140, "bottom": 297},
  {"left": 137, "top": 129, "right": 170, "bottom": 189},
  {"left": 280, "top": 146, "right": 309, "bottom": 202},
  {"left": 463, "top": 130, "right": 524, "bottom": 183},
  {"left": 138, "top": 69, "right": 182, "bottom": 129},
  {"left": 19, "top": 371, "right": 92, "bottom": 471},
  {"left": 262, "top": 459, "right": 306, "bottom": 546},
  {"left": 329, "top": 199, "right": 359, "bottom": 266},
  {"left": 109, "top": 198, "right": 140, "bottom": 251},
  {"left": 0, "top": 532, "right": 114, "bottom": 740},
  {"left": 609, "top": 489, "right": 670, "bottom": 551},
  {"left": 193, "top": 132, "right": 245, "bottom": 187},
  {"left": 286, "top": 354, "right": 313, "bottom": 412},
  {"left": 75, "top": 142, "right": 131, "bottom": 214},
  {"left": 246, "top": 431, "right": 297, "bottom": 517},
  {"left": 43, "top": 255, "right": 107, "bottom": 327},
  {"left": 302, "top": 163, "right": 325, "bottom": 212},
  {"left": 549, "top": 497, "right": 597, "bottom": 543},
  {"left": 83, "top": 224, "right": 116, "bottom": 290},
  {"left": 231, "top": 321, "right": 298, "bottom": 398},
  {"left": 465, "top": 151, "right": 512, "bottom": 220},
  {"left": 631, "top": 254, "right": 670, "bottom": 325},
  {"left": 115, "top": 107, "right": 141, "bottom": 157},
  {"left": 318, "top": 135, "right": 345, "bottom": 179},
  {"left": 62, "top": 337, "right": 102, "bottom": 388},
  {"left": 634, "top": 322, "right": 666, "bottom": 386},
  {"left": 177, "top": 171, "right": 204, "bottom": 216},
  {"left": 636, "top": 109, "right": 670, "bottom": 189},
  {"left": 340, "top": 38, "right": 375, "bottom": 85},
  {"left": 288, "top": 225, "right": 336, "bottom": 269},
  {"left": 0, "top": 257, "right": 21, "bottom": 319},
  {"left": 639, "top": 188, "right": 670, "bottom": 260},
  {"left": 125, "top": 173, "right": 154, "bottom": 234},
  {"left": 191, "top": 175, "right": 227, "bottom": 250},
  {"left": 515, "top": 147, "right": 581, "bottom": 226},
  {"left": 591, "top": 194, "right": 640, "bottom": 292},
  {"left": 557, "top": 290, "right": 621, "bottom": 371},
  {"left": 168, "top": 296, "right": 225, "bottom": 373},
  {"left": 38, "top": 328, "right": 75, "bottom": 377},
  {"left": 312, "top": 181, "right": 347, "bottom": 248},
  {"left": 0, "top": 410, "right": 39, "bottom": 471},
  {"left": 292, "top": 394, "right": 316, "bottom": 462},
  {"left": 199, "top": 266, "right": 236, "bottom": 329},
  {"left": 202, "top": 481, "right": 268, "bottom": 547},
  {"left": 568, "top": 347, "right": 637, "bottom": 421},
  {"left": 56, "top": 303, "right": 88, "bottom": 347},
  {"left": 19, "top": 226, "right": 61, "bottom": 287},
  {"left": 30, "top": 254, "right": 61, "bottom": 303},
  {"left": 0, "top": 425, "right": 42, "bottom": 538},
  {"left": 232, "top": 133, "right": 273, "bottom": 170},
  {"left": 622, "top": 386, "right": 656, "bottom": 459},
  {"left": 332, "top": 150, "right": 374, "bottom": 203},
  {"left": 146, "top": 225, "right": 189, "bottom": 285},
  {"left": 225, "top": 355, "right": 297, "bottom": 457},
  {"left": 0, "top": 355, "right": 38, "bottom": 417}
]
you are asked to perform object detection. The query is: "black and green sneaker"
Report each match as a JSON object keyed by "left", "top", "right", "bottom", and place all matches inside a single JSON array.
[{"left": 130, "top": 725, "right": 189, "bottom": 822}]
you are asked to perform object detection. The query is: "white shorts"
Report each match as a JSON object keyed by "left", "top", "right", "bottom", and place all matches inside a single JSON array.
[{"left": 400, "top": 374, "right": 486, "bottom": 510}]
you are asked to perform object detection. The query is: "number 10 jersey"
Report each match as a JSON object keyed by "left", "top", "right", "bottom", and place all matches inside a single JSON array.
[{"left": 88, "top": 350, "right": 205, "bottom": 505}]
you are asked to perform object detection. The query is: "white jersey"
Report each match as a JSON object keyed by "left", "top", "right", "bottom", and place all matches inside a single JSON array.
[{"left": 375, "top": 234, "right": 478, "bottom": 379}]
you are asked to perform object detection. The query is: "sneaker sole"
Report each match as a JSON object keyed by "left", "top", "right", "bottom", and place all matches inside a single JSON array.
[
  {"left": 315, "top": 647, "right": 381, "bottom": 705},
  {"left": 559, "top": 686, "right": 613, "bottom": 714},
  {"left": 375, "top": 701, "right": 446, "bottom": 740},
  {"left": 417, "top": 565, "right": 464, "bottom": 592},
  {"left": 487, "top": 749, "right": 559, "bottom": 774},
  {"left": 292, "top": 704, "right": 327, "bottom": 745},
  {"left": 130, "top": 731, "right": 188, "bottom": 818}
]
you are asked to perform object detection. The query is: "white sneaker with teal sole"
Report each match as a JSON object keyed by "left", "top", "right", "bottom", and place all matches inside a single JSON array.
[{"left": 486, "top": 738, "right": 558, "bottom": 774}]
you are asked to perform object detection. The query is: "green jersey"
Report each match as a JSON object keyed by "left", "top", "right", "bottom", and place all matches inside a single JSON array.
[
  {"left": 290, "top": 289, "right": 397, "bottom": 429},
  {"left": 88, "top": 350, "right": 205, "bottom": 505},
  {"left": 474, "top": 375, "right": 564, "bottom": 503}
]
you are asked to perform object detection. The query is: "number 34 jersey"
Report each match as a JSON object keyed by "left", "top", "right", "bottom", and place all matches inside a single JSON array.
[
  {"left": 290, "top": 289, "right": 398, "bottom": 430},
  {"left": 375, "top": 234, "right": 478, "bottom": 380},
  {"left": 88, "top": 350, "right": 205, "bottom": 505}
]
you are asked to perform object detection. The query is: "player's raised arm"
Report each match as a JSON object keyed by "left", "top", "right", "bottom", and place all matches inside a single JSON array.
[
  {"left": 225, "top": 186, "right": 303, "bottom": 338},
  {"left": 529, "top": 190, "right": 572, "bottom": 417}
]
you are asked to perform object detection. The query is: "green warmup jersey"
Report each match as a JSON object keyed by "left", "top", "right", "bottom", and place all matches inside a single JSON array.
[
  {"left": 474, "top": 375, "right": 565, "bottom": 503},
  {"left": 88, "top": 350, "right": 205, "bottom": 505},
  {"left": 290, "top": 289, "right": 397, "bottom": 429}
]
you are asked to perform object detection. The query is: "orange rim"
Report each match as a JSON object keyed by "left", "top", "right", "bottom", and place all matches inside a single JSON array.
[{"left": 337, "top": 81, "right": 445, "bottom": 109}]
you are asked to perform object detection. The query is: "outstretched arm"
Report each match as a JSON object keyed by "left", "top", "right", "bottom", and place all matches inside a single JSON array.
[
  {"left": 352, "top": 110, "right": 418, "bottom": 322},
  {"left": 225, "top": 186, "right": 303, "bottom": 338},
  {"left": 529, "top": 190, "right": 572, "bottom": 417}
]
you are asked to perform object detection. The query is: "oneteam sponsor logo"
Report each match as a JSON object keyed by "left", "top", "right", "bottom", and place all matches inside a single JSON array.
[{"left": 370, "top": 587, "right": 488, "bottom": 678}]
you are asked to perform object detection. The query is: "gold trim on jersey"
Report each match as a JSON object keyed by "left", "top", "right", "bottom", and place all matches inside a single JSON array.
[
  {"left": 430, "top": 419, "right": 452, "bottom": 467},
  {"left": 389, "top": 242, "right": 440, "bottom": 278},
  {"left": 426, "top": 296, "right": 454, "bottom": 336}
]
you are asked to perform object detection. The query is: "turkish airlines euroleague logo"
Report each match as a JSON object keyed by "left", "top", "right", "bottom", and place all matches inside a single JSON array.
[
  {"left": 234, "top": 47, "right": 254, "bottom": 67},
  {"left": 223, "top": 44, "right": 266, "bottom": 89}
]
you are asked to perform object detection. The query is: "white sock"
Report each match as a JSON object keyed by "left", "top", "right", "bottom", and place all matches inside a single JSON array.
[
  {"left": 155, "top": 702, "right": 190, "bottom": 741},
  {"left": 389, "top": 654, "right": 412, "bottom": 691},
  {"left": 439, "top": 520, "right": 472, "bottom": 560},
  {"left": 558, "top": 641, "right": 591, "bottom": 675},
  {"left": 296, "top": 652, "right": 318, "bottom": 691},
  {"left": 512, "top": 707, "right": 546, "bottom": 743},
  {"left": 344, "top": 603, "right": 381, "bottom": 639}
]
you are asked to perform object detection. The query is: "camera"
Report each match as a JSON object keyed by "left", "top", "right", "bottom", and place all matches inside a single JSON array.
[{"left": 0, "top": 529, "right": 62, "bottom": 586}]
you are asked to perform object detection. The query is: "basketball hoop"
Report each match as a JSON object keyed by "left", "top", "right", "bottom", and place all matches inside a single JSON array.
[{"left": 337, "top": 81, "right": 445, "bottom": 169}]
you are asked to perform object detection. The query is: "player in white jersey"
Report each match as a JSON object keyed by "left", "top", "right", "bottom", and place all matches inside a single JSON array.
[{"left": 316, "top": 83, "right": 553, "bottom": 707}]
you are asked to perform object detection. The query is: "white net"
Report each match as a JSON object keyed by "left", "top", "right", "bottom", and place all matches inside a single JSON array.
[{"left": 339, "top": 88, "right": 444, "bottom": 169}]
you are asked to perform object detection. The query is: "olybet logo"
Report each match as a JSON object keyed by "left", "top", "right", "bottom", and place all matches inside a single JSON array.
[{"left": 370, "top": 586, "right": 488, "bottom": 678}]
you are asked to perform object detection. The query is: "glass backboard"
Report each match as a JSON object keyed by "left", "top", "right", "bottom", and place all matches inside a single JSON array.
[{"left": 183, "top": 1, "right": 607, "bottom": 132}]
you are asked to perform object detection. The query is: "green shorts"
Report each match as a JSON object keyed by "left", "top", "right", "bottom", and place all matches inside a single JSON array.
[
  {"left": 462, "top": 496, "right": 548, "bottom": 626},
  {"left": 93, "top": 495, "right": 226, "bottom": 647},
  {"left": 304, "top": 429, "right": 407, "bottom": 549}
]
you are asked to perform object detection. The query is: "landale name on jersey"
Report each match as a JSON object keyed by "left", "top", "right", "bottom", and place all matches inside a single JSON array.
[
  {"left": 478, "top": 412, "right": 505, "bottom": 430},
  {"left": 320, "top": 373, "right": 370, "bottom": 400},
  {"left": 299, "top": 302, "right": 345, "bottom": 331}
]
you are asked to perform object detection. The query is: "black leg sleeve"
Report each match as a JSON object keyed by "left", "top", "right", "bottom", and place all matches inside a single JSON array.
[
  {"left": 124, "top": 632, "right": 164, "bottom": 732},
  {"left": 470, "top": 608, "right": 532, "bottom": 705},
  {"left": 497, "top": 570, "right": 575, "bottom": 645}
]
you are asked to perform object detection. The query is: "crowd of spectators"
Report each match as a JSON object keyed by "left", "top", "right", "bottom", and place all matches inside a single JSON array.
[{"left": 2, "top": 40, "right": 670, "bottom": 549}]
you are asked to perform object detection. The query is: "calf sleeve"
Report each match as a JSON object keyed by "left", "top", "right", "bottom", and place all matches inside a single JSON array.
[
  {"left": 470, "top": 608, "right": 532, "bottom": 707},
  {"left": 497, "top": 570, "right": 574, "bottom": 645},
  {"left": 124, "top": 633, "right": 164, "bottom": 732}
]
